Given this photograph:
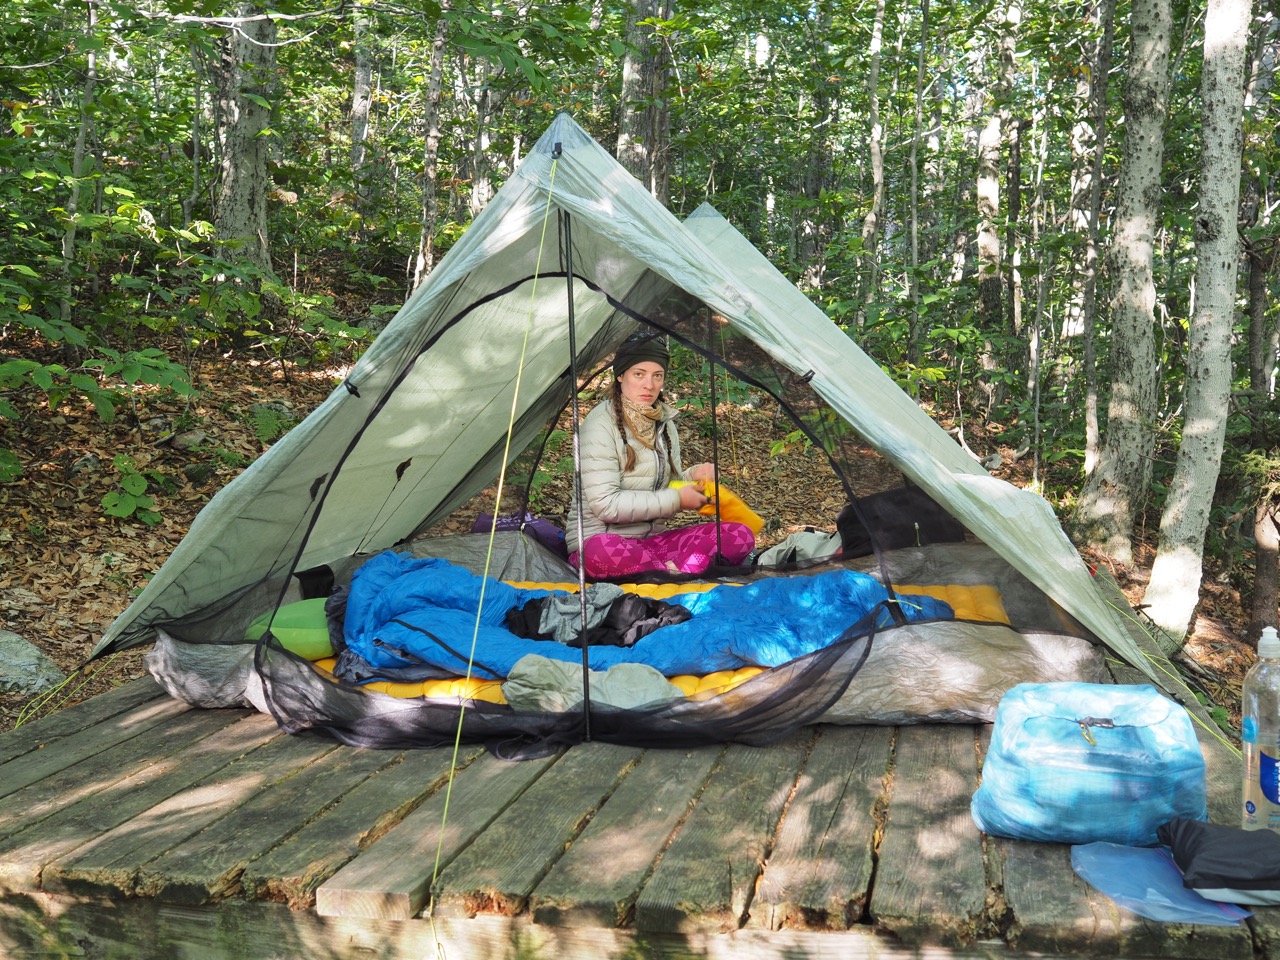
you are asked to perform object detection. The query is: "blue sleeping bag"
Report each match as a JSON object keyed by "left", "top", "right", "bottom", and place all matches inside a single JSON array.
[{"left": 342, "top": 551, "right": 953, "bottom": 681}]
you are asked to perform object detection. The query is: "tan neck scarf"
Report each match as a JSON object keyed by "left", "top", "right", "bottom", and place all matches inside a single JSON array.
[{"left": 621, "top": 396, "right": 662, "bottom": 450}]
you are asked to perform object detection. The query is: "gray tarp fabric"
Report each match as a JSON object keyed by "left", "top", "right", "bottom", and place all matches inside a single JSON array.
[{"left": 94, "top": 112, "right": 1159, "bottom": 694}]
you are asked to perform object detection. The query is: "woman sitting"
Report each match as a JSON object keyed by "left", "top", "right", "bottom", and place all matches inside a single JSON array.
[{"left": 567, "top": 331, "right": 755, "bottom": 578}]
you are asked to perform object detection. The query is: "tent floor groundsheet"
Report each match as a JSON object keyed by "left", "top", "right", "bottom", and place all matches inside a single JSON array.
[{"left": 0, "top": 575, "right": 1256, "bottom": 960}]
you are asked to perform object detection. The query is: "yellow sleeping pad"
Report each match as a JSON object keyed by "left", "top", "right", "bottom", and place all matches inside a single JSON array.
[
  {"left": 667, "top": 666, "right": 766, "bottom": 699},
  {"left": 895, "top": 583, "right": 1009, "bottom": 624},
  {"left": 313, "top": 658, "right": 764, "bottom": 704},
  {"left": 312, "top": 658, "right": 507, "bottom": 703}
]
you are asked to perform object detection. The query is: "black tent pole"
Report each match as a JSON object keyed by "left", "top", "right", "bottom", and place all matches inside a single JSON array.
[{"left": 561, "top": 207, "right": 592, "bottom": 743}]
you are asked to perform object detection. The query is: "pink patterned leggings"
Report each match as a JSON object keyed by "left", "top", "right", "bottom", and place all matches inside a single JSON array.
[{"left": 572, "top": 522, "right": 755, "bottom": 579}]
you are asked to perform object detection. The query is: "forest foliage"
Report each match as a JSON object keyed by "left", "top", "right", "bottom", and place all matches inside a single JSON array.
[{"left": 1, "top": 0, "right": 1278, "bottom": 635}]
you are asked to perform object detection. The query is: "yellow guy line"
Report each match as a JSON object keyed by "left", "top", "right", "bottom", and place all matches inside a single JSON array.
[{"left": 425, "top": 155, "right": 562, "bottom": 937}]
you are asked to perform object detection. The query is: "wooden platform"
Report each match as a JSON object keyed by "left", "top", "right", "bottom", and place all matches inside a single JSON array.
[{"left": 0, "top": 612, "right": 1266, "bottom": 959}]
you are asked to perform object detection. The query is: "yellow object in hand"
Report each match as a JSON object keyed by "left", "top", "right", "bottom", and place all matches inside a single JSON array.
[{"left": 670, "top": 480, "right": 764, "bottom": 536}]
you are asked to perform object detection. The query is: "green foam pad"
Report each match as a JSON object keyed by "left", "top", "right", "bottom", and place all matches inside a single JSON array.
[{"left": 244, "top": 597, "right": 334, "bottom": 661}]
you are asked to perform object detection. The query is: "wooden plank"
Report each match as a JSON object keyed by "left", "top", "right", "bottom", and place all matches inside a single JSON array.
[
  {"left": 432, "top": 741, "right": 645, "bottom": 918},
  {"left": 530, "top": 744, "right": 724, "bottom": 928},
  {"left": 0, "top": 707, "right": 250, "bottom": 843},
  {"left": 40, "top": 723, "right": 338, "bottom": 899},
  {"left": 0, "top": 676, "right": 167, "bottom": 766},
  {"left": 315, "top": 748, "right": 561, "bottom": 920},
  {"left": 1243, "top": 904, "right": 1280, "bottom": 956},
  {"left": 0, "top": 693, "right": 194, "bottom": 799},
  {"left": 870, "top": 724, "right": 987, "bottom": 945},
  {"left": 0, "top": 891, "right": 1038, "bottom": 960},
  {"left": 634, "top": 730, "right": 814, "bottom": 934},
  {"left": 996, "top": 837, "right": 1253, "bottom": 959},
  {"left": 749, "top": 724, "right": 892, "bottom": 931},
  {"left": 241, "top": 743, "right": 487, "bottom": 909},
  {"left": 132, "top": 742, "right": 403, "bottom": 904},
  {"left": 0, "top": 712, "right": 283, "bottom": 896}
]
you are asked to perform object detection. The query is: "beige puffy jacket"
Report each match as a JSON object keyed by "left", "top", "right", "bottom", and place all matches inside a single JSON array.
[{"left": 564, "top": 398, "right": 696, "bottom": 554}]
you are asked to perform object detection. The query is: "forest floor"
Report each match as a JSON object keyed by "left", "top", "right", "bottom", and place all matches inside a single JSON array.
[{"left": 0, "top": 352, "right": 1256, "bottom": 738}]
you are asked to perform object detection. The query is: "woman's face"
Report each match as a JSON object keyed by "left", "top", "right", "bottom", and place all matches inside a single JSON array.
[{"left": 618, "top": 361, "right": 665, "bottom": 407}]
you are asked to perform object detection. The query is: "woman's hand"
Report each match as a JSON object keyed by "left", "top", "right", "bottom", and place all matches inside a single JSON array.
[
  {"left": 688, "top": 462, "right": 716, "bottom": 484},
  {"left": 677, "top": 482, "right": 710, "bottom": 511}
]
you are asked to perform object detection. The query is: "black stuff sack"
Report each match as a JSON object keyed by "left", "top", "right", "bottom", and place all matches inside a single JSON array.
[
  {"left": 837, "top": 486, "right": 966, "bottom": 558},
  {"left": 970, "top": 682, "right": 1207, "bottom": 845},
  {"left": 1158, "top": 818, "right": 1280, "bottom": 906}
]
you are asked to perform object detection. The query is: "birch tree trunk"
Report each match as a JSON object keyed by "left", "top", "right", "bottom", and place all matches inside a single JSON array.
[
  {"left": 974, "top": 0, "right": 1019, "bottom": 320},
  {"left": 975, "top": 0, "right": 1020, "bottom": 409},
  {"left": 1143, "top": 0, "right": 1252, "bottom": 642},
  {"left": 349, "top": 0, "right": 375, "bottom": 215},
  {"left": 975, "top": 111, "right": 1004, "bottom": 324},
  {"left": 907, "top": 0, "right": 931, "bottom": 365},
  {"left": 467, "top": 60, "right": 496, "bottom": 218},
  {"left": 857, "top": 0, "right": 886, "bottom": 306},
  {"left": 1071, "top": 0, "right": 1170, "bottom": 563},
  {"left": 412, "top": 5, "right": 450, "bottom": 290},
  {"left": 212, "top": 3, "right": 278, "bottom": 278},
  {"left": 1069, "top": 0, "right": 1116, "bottom": 474}
]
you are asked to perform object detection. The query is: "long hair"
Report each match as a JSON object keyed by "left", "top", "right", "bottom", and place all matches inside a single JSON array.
[{"left": 612, "top": 378, "right": 677, "bottom": 476}]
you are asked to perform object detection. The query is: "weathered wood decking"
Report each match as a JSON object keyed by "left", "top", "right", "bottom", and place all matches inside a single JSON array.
[{"left": 0, "top": 598, "right": 1266, "bottom": 960}]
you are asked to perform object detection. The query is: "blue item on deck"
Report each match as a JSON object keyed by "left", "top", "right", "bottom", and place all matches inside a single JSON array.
[
  {"left": 1070, "top": 842, "right": 1251, "bottom": 926},
  {"left": 970, "top": 681, "right": 1207, "bottom": 846}
]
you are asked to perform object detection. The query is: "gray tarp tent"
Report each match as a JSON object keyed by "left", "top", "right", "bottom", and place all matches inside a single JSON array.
[{"left": 91, "top": 113, "right": 1160, "bottom": 720}]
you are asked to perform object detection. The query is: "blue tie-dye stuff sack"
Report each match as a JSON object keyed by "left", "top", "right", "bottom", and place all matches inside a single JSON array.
[{"left": 971, "top": 682, "right": 1207, "bottom": 846}]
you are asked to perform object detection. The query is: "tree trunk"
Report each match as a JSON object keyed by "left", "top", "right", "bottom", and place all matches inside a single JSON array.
[
  {"left": 1071, "top": 0, "right": 1170, "bottom": 563},
  {"left": 975, "top": 109, "right": 1003, "bottom": 323},
  {"left": 975, "top": 0, "right": 1020, "bottom": 407},
  {"left": 1070, "top": 0, "right": 1116, "bottom": 474},
  {"left": 907, "top": 0, "right": 931, "bottom": 366},
  {"left": 412, "top": 5, "right": 450, "bottom": 290},
  {"left": 59, "top": 0, "right": 98, "bottom": 339},
  {"left": 350, "top": 0, "right": 375, "bottom": 214},
  {"left": 1143, "top": 0, "right": 1252, "bottom": 643},
  {"left": 649, "top": 2, "right": 672, "bottom": 206},
  {"left": 212, "top": 3, "right": 278, "bottom": 278},
  {"left": 468, "top": 60, "right": 495, "bottom": 218},
  {"left": 616, "top": 0, "right": 671, "bottom": 204},
  {"left": 616, "top": 0, "right": 651, "bottom": 183},
  {"left": 1005, "top": 117, "right": 1024, "bottom": 344},
  {"left": 857, "top": 0, "right": 886, "bottom": 305},
  {"left": 183, "top": 40, "right": 206, "bottom": 225},
  {"left": 1251, "top": 496, "right": 1280, "bottom": 641}
]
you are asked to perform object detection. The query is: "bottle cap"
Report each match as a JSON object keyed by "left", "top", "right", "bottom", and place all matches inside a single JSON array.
[{"left": 1261, "top": 626, "right": 1280, "bottom": 659}]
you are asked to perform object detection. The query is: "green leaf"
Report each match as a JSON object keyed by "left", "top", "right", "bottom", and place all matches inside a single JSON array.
[{"left": 102, "top": 491, "right": 136, "bottom": 517}]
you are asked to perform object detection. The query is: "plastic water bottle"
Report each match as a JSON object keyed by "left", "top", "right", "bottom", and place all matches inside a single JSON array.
[{"left": 1242, "top": 625, "right": 1280, "bottom": 831}]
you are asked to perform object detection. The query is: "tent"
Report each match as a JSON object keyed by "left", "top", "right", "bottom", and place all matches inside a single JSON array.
[{"left": 91, "top": 113, "right": 1159, "bottom": 752}]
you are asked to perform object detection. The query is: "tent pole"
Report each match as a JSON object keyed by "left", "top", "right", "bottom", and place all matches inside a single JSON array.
[
  {"left": 561, "top": 208, "right": 593, "bottom": 743},
  {"left": 706, "top": 307, "right": 725, "bottom": 563}
]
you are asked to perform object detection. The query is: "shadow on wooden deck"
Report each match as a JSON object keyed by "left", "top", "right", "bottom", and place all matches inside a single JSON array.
[{"left": 0, "top": 577, "right": 1267, "bottom": 960}]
